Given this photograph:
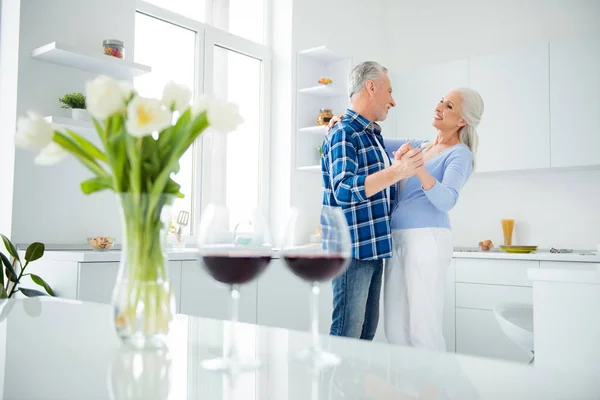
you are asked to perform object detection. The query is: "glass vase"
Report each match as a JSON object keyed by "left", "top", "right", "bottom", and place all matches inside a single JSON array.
[{"left": 111, "top": 194, "right": 176, "bottom": 349}]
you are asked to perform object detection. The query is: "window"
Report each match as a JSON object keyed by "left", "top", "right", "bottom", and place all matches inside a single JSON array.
[
  {"left": 212, "top": 46, "right": 263, "bottom": 226},
  {"left": 134, "top": 12, "right": 197, "bottom": 236},
  {"left": 141, "top": 0, "right": 265, "bottom": 44},
  {"left": 135, "top": 2, "right": 271, "bottom": 237}
]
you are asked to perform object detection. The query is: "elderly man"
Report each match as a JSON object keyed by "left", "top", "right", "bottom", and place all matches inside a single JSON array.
[{"left": 321, "top": 61, "right": 423, "bottom": 340}]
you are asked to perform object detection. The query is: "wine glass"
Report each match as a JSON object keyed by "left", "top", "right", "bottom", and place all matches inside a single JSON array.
[
  {"left": 197, "top": 204, "right": 273, "bottom": 373},
  {"left": 281, "top": 206, "right": 351, "bottom": 368}
]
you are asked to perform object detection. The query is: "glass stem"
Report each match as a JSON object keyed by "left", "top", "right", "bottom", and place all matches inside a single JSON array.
[
  {"left": 311, "top": 282, "right": 320, "bottom": 352},
  {"left": 228, "top": 284, "right": 240, "bottom": 360}
]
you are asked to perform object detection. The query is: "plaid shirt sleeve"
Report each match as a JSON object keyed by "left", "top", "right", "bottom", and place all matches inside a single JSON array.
[{"left": 328, "top": 127, "right": 367, "bottom": 205}]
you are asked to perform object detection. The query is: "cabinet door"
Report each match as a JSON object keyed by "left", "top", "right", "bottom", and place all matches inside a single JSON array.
[
  {"left": 550, "top": 38, "right": 600, "bottom": 168},
  {"left": 392, "top": 59, "right": 468, "bottom": 140},
  {"left": 456, "top": 308, "right": 531, "bottom": 363},
  {"left": 180, "top": 260, "right": 258, "bottom": 324},
  {"left": 78, "top": 262, "right": 119, "bottom": 304},
  {"left": 78, "top": 261, "right": 183, "bottom": 311},
  {"left": 469, "top": 43, "right": 550, "bottom": 172},
  {"left": 256, "top": 258, "right": 334, "bottom": 334},
  {"left": 443, "top": 259, "right": 456, "bottom": 352}
]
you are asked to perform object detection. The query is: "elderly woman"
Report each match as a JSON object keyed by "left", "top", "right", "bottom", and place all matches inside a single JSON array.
[{"left": 382, "top": 87, "right": 484, "bottom": 351}]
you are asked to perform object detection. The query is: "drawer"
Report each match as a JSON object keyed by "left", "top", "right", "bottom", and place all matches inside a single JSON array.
[
  {"left": 540, "top": 261, "right": 599, "bottom": 271},
  {"left": 456, "top": 283, "right": 532, "bottom": 310},
  {"left": 455, "top": 259, "right": 538, "bottom": 286}
]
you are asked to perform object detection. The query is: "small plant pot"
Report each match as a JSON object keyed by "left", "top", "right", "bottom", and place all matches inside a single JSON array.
[{"left": 71, "top": 108, "right": 90, "bottom": 121}]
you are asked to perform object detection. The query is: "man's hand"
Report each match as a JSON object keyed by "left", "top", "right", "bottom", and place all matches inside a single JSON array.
[
  {"left": 392, "top": 146, "right": 423, "bottom": 179},
  {"left": 392, "top": 142, "right": 412, "bottom": 160}
]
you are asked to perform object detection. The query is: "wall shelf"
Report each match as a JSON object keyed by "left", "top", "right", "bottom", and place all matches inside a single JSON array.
[
  {"left": 297, "top": 165, "right": 321, "bottom": 172},
  {"left": 298, "top": 46, "right": 348, "bottom": 63},
  {"left": 44, "top": 116, "right": 95, "bottom": 133},
  {"left": 31, "top": 42, "right": 151, "bottom": 80},
  {"left": 298, "top": 85, "right": 346, "bottom": 97},
  {"left": 299, "top": 126, "right": 328, "bottom": 135}
]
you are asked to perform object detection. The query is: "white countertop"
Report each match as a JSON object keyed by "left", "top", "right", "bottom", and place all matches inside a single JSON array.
[
  {"left": 453, "top": 248, "right": 600, "bottom": 263},
  {"left": 0, "top": 298, "right": 598, "bottom": 399},
  {"left": 29, "top": 245, "right": 600, "bottom": 263}
]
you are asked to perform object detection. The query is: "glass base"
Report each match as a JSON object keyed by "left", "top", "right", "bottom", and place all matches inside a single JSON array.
[
  {"left": 118, "top": 333, "right": 169, "bottom": 350},
  {"left": 296, "top": 346, "right": 341, "bottom": 369},
  {"left": 201, "top": 356, "right": 261, "bottom": 374}
]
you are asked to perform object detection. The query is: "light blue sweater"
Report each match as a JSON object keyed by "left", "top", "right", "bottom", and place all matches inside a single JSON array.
[{"left": 384, "top": 138, "right": 473, "bottom": 230}]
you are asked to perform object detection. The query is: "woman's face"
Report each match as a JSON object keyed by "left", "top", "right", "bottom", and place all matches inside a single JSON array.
[{"left": 432, "top": 90, "right": 467, "bottom": 132}]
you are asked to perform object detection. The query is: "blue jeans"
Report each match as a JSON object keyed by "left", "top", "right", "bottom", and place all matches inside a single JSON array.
[{"left": 330, "top": 258, "right": 383, "bottom": 340}]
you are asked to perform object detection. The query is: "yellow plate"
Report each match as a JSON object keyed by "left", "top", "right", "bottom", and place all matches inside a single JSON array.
[{"left": 500, "top": 245, "right": 538, "bottom": 254}]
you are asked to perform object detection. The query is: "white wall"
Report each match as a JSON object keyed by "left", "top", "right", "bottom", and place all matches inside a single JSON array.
[
  {"left": 0, "top": 0, "right": 20, "bottom": 239},
  {"left": 385, "top": 0, "right": 600, "bottom": 249},
  {"left": 10, "top": 0, "right": 136, "bottom": 244}
]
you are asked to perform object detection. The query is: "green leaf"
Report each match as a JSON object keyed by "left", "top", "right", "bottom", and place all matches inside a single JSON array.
[
  {"left": 0, "top": 287, "right": 7, "bottom": 299},
  {"left": 165, "top": 179, "right": 183, "bottom": 198},
  {"left": 30, "top": 274, "right": 54, "bottom": 296},
  {"left": 53, "top": 132, "right": 108, "bottom": 178},
  {"left": 66, "top": 129, "right": 107, "bottom": 162},
  {"left": 81, "top": 176, "right": 113, "bottom": 194},
  {"left": 24, "top": 242, "right": 45, "bottom": 263},
  {"left": 0, "top": 234, "right": 19, "bottom": 262},
  {"left": 0, "top": 252, "right": 16, "bottom": 283},
  {"left": 20, "top": 288, "right": 47, "bottom": 297}
]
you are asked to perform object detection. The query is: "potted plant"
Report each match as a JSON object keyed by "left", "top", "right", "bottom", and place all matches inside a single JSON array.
[
  {"left": 15, "top": 75, "right": 243, "bottom": 348},
  {"left": 1, "top": 234, "right": 54, "bottom": 299},
  {"left": 58, "top": 92, "right": 88, "bottom": 121}
]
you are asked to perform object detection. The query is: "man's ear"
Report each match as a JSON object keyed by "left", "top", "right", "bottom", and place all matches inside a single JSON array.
[{"left": 365, "top": 80, "right": 376, "bottom": 96}]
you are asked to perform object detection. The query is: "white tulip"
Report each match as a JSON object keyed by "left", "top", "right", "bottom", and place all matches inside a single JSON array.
[
  {"left": 192, "top": 96, "right": 244, "bottom": 134},
  {"left": 14, "top": 111, "right": 54, "bottom": 151},
  {"left": 86, "top": 75, "right": 128, "bottom": 119},
  {"left": 126, "top": 96, "right": 172, "bottom": 137},
  {"left": 34, "top": 142, "right": 68, "bottom": 165},
  {"left": 162, "top": 81, "right": 192, "bottom": 113}
]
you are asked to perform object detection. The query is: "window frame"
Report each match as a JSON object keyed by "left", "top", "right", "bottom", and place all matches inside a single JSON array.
[{"left": 136, "top": 0, "right": 272, "bottom": 240}]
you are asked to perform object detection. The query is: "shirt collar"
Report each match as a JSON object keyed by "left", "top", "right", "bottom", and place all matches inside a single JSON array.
[{"left": 345, "top": 109, "right": 382, "bottom": 135}]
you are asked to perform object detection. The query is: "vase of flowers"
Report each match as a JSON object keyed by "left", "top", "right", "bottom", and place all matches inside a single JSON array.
[{"left": 15, "top": 75, "right": 243, "bottom": 348}]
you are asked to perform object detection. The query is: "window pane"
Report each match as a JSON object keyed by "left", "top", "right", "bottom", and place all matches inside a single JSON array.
[
  {"left": 226, "top": 0, "right": 265, "bottom": 44},
  {"left": 213, "top": 46, "right": 262, "bottom": 227},
  {"left": 142, "top": 0, "right": 206, "bottom": 22},
  {"left": 134, "top": 12, "right": 197, "bottom": 235}
]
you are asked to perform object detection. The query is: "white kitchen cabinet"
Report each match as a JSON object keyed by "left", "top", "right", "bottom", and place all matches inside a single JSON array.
[
  {"left": 455, "top": 258, "right": 538, "bottom": 287},
  {"left": 456, "top": 308, "right": 531, "bottom": 363},
  {"left": 392, "top": 59, "right": 468, "bottom": 140},
  {"left": 469, "top": 43, "right": 550, "bottom": 172},
  {"left": 180, "top": 260, "right": 258, "bottom": 324},
  {"left": 443, "top": 259, "right": 456, "bottom": 352},
  {"left": 78, "top": 261, "right": 183, "bottom": 311},
  {"left": 549, "top": 37, "right": 600, "bottom": 168},
  {"left": 456, "top": 283, "right": 532, "bottom": 310}
]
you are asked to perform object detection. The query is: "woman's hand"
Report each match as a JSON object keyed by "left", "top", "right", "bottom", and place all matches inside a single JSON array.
[{"left": 326, "top": 114, "right": 344, "bottom": 131}]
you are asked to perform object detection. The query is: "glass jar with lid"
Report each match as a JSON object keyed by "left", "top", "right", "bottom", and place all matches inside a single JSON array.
[
  {"left": 103, "top": 39, "right": 125, "bottom": 59},
  {"left": 316, "top": 109, "right": 333, "bottom": 126}
]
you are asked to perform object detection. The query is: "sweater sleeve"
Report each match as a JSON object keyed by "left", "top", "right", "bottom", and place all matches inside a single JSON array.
[{"left": 423, "top": 147, "right": 473, "bottom": 212}]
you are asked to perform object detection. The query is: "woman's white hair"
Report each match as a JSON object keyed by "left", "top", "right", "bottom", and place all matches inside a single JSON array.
[
  {"left": 348, "top": 61, "right": 388, "bottom": 100},
  {"left": 455, "top": 87, "right": 484, "bottom": 168}
]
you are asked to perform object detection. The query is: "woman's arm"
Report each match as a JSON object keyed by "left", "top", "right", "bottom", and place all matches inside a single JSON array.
[{"left": 417, "top": 148, "right": 473, "bottom": 212}]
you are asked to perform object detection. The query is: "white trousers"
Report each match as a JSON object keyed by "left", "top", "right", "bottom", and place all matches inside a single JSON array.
[{"left": 384, "top": 228, "right": 453, "bottom": 351}]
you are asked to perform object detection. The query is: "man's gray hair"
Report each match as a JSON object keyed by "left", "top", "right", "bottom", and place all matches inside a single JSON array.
[{"left": 348, "top": 61, "right": 388, "bottom": 100}]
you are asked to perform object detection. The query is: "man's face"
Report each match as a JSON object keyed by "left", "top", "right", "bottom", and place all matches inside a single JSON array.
[{"left": 369, "top": 73, "right": 396, "bottom": 122}]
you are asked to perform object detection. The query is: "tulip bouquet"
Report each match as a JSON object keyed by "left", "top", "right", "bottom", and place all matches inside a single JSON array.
[{"left": 15, "top": 75, "right": 243, "bottom": 347}]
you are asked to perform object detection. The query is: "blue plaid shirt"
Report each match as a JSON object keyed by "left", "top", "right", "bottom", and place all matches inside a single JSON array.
[{"left": 321, "top": 109, "right": 396, "bottom": 260}]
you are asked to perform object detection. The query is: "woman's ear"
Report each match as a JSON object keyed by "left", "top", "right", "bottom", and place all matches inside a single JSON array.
[{"left": 458, "top": 118, "right": 467, "bottom": 128}]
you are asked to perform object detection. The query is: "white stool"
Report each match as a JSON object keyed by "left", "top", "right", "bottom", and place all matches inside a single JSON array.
[{"left": 493, "top": 302, "right": 534, "bottom": 364}]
